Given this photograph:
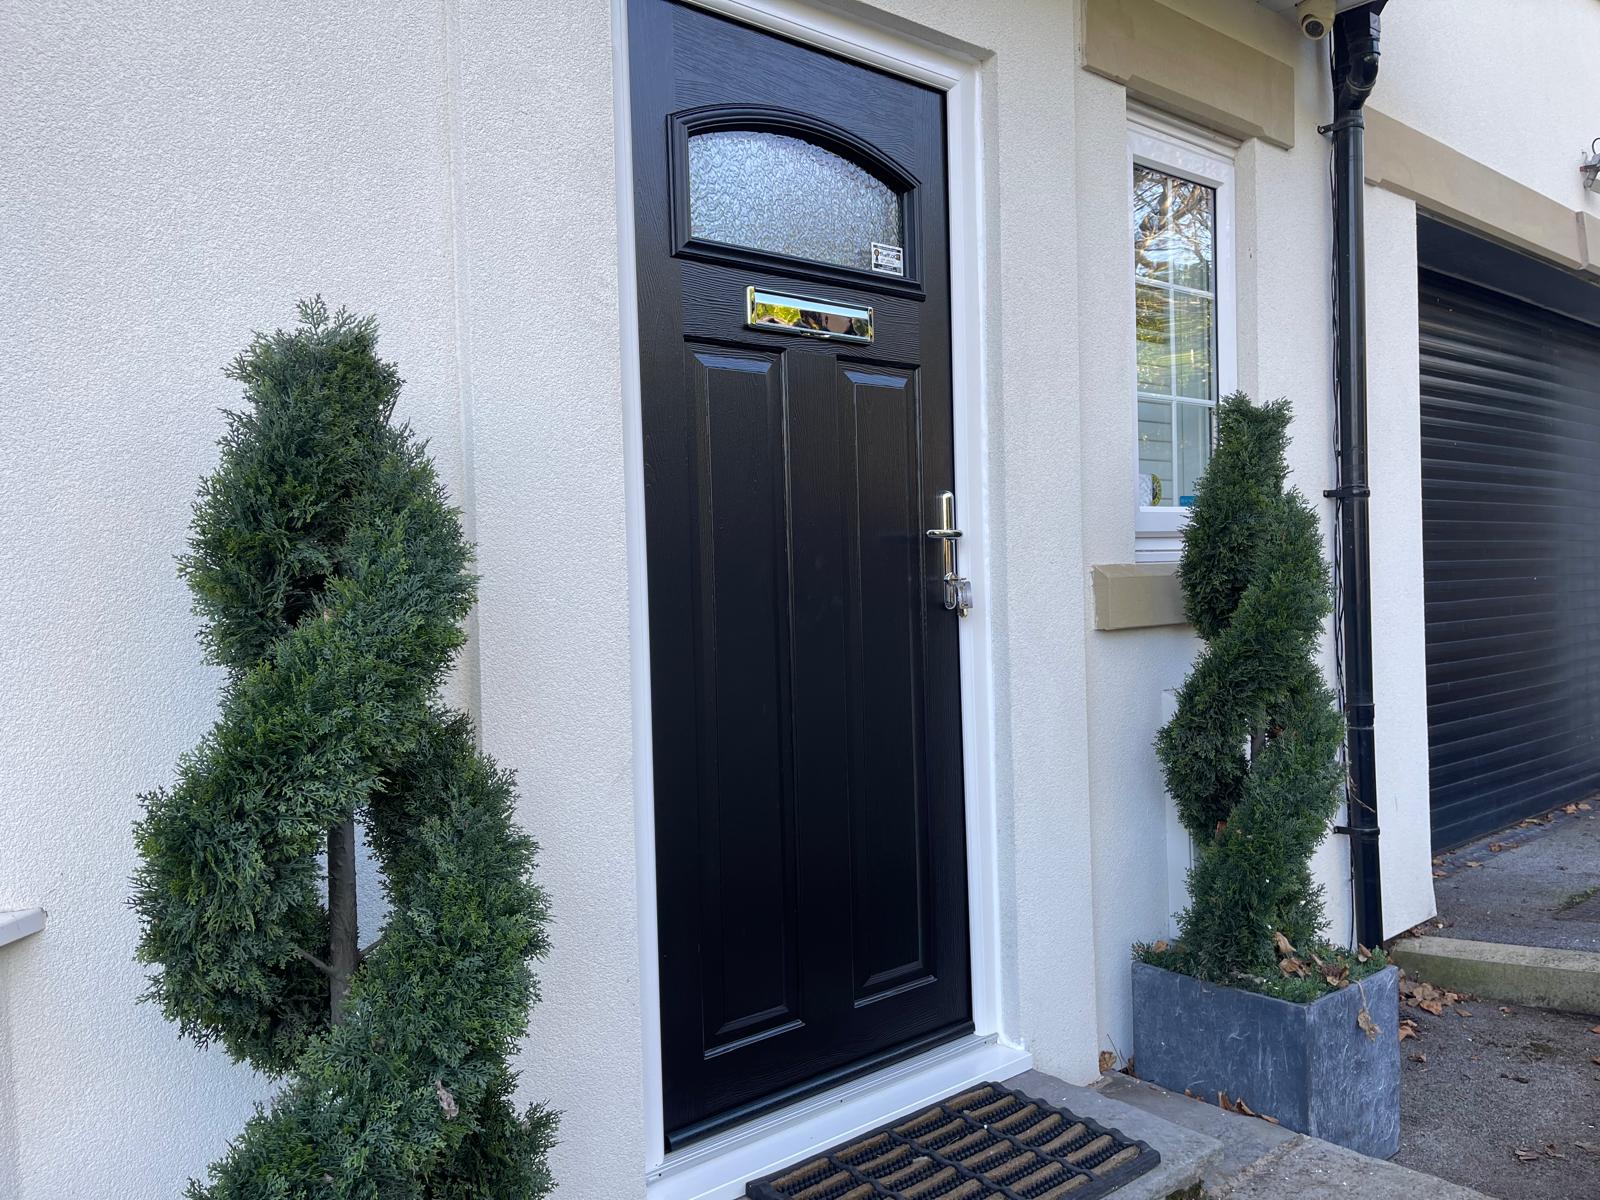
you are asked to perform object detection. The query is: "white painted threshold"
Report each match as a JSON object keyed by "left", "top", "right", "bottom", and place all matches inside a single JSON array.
[
  {"left": 0, "top": 908, "right": 46, "bottom": 948},
  {"left": 646, "top": 1034, "right": 1032, "bottom": 1200}
]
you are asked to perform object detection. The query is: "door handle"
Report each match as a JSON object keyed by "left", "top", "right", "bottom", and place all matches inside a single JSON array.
[{"left": 926, "top": 490, "right": 973, "bottom": 617}]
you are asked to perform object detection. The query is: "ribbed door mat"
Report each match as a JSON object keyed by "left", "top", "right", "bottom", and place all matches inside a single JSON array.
[{"left": 746, "top": 1082, "right": 1159, "bottom": 1200}]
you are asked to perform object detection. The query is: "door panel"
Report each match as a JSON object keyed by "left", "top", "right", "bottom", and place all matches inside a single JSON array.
[
  {"left": 683, "top": 344, "right": 802, "bottom": 1055},
  {"left": 630, "top": 0, "right": 970, "bottom": 1149}
]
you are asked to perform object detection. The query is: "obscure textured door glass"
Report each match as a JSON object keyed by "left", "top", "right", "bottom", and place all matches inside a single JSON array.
[
  {"left": 688, "top": 130, "right": 904, "bottom": 272},
  {"left": 1133, "top": 164, "right": 1218, "bottom": 507}
]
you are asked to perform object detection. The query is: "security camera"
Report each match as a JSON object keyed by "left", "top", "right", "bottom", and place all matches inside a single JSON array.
[{"left": 1295, "top": 0, "right": 1333, "bottom": 39}]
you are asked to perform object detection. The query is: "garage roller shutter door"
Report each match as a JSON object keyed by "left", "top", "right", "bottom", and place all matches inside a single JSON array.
[{"left": 1421, "top": 270, "right": 1600, "bottom": 849}]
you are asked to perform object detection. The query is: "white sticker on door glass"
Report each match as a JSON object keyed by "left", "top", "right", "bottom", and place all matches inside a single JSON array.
[{"left": 871, "top": 242, "right": 905, "bottom": 276}]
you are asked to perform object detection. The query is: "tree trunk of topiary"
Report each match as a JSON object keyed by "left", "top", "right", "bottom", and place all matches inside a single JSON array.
[{"left": 326, "top": 817, "right": 358, "bottom": 1024}]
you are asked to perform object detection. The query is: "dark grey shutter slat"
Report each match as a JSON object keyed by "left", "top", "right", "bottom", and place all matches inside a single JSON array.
[{"left": 1421, "top": 271, "right": 1600, "bottom": 850}]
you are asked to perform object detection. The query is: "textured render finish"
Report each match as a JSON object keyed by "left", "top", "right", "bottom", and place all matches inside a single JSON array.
[
  {"left": 1131, "top": 964, "right": 1401, "bottom": 1159},
  {"left": 1081, "top": 0, "right": 1296, "bottom": 148},
  {"left": 1090, "top": 564, "right": 1186, "bottom": 631},
  {"left": 1, "top": 4, "right": 467, "bottom": 1197},
  {"left": 1375, "top": 1, "right": 1600, "bottom": 226},
  {"left": 451, "top": 3, "right": 645, "bottom": 1196}
]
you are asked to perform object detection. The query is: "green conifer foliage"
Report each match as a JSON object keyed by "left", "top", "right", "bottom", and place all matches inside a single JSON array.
[
  {"left": 1154, "top": 393, "right": 1346, "bottom": 983},
  {"left": 133, "top": 300, "right": 555, "bottom": 1198}
]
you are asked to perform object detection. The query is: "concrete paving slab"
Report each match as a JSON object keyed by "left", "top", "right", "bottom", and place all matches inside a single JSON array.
[
  {"left": 1099, "top": 1070, "right": 1493, "bottom": 1198},
  {"left": 1005, "top": 1069, "right": 1222, "bottom": 1199},
  {"left": 1215, "top": 1137, "right": 1491, "bottom": 1199},
  {"left": 1096, "top": 1072, "right": 1297, "bottom": 1184},
  {"left": 1432, "top": 807, "right": 1600, "bottom": 954},
  {"left": 1393, "top": 935, "right": 1600, "bottom": 1017}
]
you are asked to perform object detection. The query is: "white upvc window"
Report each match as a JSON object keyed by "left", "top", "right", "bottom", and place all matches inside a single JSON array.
[{"left": 1128, "top": 108, "right": 1237, "bottom": 562}]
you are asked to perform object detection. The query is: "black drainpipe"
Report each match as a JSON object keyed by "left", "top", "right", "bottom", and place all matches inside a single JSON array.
[{"left": 1324, "top": 2, "right": 1387, "bottom": 951}]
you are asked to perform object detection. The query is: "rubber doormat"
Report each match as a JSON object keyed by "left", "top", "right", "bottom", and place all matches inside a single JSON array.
[{"left": 746, "top": 1082, "right": 1159, "bottom": 1200}]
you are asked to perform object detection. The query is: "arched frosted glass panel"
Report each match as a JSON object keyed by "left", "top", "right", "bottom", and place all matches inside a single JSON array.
[{"left": 688, "top": 130, "right": 903, "bottom": 272}]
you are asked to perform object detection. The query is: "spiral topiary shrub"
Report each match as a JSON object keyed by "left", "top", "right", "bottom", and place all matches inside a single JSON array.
[
  {"left": 1145, "top": 392, "right": 1372, "bottom": 994},
  {"left": 133, "top": 299, "right": 555, "bottom": 1198}
]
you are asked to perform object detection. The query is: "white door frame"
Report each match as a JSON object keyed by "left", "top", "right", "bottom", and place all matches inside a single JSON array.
[{"left": 611, "top": 3, "right": 1020, "bottom": 1195}]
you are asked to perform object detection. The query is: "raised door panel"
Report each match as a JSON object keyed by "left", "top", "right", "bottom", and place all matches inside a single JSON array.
[{"left": 684, "top": 345, "right": 803, "bottom": 1054}]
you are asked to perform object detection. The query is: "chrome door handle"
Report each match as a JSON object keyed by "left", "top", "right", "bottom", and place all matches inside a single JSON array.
[{"left": 926, "top": 490, "right": 973, "bottom": 617}]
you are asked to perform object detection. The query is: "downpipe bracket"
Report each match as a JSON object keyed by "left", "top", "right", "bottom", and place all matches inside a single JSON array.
[{"left": 1318, "top": 114, "right": 1365, "bottom": 137}]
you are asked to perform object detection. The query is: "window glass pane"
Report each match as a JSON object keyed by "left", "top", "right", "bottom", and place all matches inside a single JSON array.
[
  {"left": 1171, "top": 293, "right": 1215, "bottom": 400},
  {"left": 1132, "top": 166, "right": 1214, "bottom": 292},
  {"left": 688, "top": 130, "right": 903, "bottom": 272},
  {"left": 1174, "top": 400, "right": 1214, "bottom": 505},
  {"left": 1138, "top": 397, "right": 1174, "bottom": 506},
  {"left": 1135, "top": 284, "right": 1171, "bottom": 393},
  {"left": 1133, "top": 159, "right": 1220, "bottom": 510}
]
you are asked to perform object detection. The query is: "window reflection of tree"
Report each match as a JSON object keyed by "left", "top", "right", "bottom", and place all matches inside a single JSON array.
[{"left": 1133, "top": 170, "right": 1213, "bottom": 284}]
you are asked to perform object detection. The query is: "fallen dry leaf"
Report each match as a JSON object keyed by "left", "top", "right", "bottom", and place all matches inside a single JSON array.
[
  {"left": 1409, "top": 1052, "right": 1427, "bottom": 1064},
  {"left": 1456, "top": 1007, "right": 1474, "bottom": 1017},
  {"left": 1279, "top": 955, "right": 1310, "bottom": 979},
  {"left": 1216, "top": 1091, "right": 1279, "bottom": 1125},
  {"left": 1500, "top": 1006, "right": 1513, "bottom": 1015},
  {"left": 1098, "top": 1050, "right": 1116, "bottom": 1073},
  {"left": 1356, "top": 944, "right": 1373, "bottom": 964},
  {"left": 1576, "top": 1141, "right": 1600, "bottom": 1155},
  {"left": 1399, "top": 1019, "right": 1420, "bottom": 1042},
  {"left": 1590, "top": 1056, "right": 1600, "bottom": 1067},
  {"left": 1514, "top": 1148, "right": 1541, "bottom": 1163},
  {"left": 1466, "top": 860, "right": 1484, "bottom": 869},
  {"left": 1590, "top": 1026, "right": 1600, "bottom": 1036},
  {"left": 1357, "top": 1007, "right": 1379, "bottom": 1040},
  {"left": 1151, "top": 939, "right": 1170, "bottom": 954},
  {"left": 1272, "top": 931, "right": 1296, "bottom": 956}
]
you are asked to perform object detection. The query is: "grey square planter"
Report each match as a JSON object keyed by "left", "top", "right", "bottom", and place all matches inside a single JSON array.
[{"left": 1131, "top": 961, "right": 1400, "bottom": 1158}]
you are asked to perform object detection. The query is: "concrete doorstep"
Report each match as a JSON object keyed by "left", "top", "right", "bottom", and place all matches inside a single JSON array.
[
  {"left": 1085, "top": 1072, "right": 1493, "bottom": 1199},
  {"left": 1391, "top": 935, "right": 1600, "bottom": 1018}
]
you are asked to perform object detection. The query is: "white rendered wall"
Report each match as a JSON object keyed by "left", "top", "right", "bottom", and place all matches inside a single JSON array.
[
  {"left": 1378, "top": 0, "right": 1600, "bottom": 216},
  {"left": 452, "top": 2, "right": 646, "bottom": 1196},
  {"left": 0, "top": 3, "right": 472, "bottom": 1197}
]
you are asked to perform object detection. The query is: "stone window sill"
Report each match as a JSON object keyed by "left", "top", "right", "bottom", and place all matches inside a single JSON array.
[{"left": 1092, "top": 563, "right": 1189, "bottom": 630}]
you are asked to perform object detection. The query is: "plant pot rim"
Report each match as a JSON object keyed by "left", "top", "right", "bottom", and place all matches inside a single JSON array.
[{"left": 1133, "top": 959, "right": 1398, "bottom": 1012}]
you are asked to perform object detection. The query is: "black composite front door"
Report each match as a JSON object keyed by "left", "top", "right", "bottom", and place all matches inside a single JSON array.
[{"left": 629, "top": 0, "right": 972, "bottom": 1150}]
